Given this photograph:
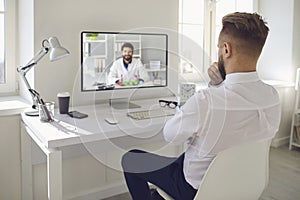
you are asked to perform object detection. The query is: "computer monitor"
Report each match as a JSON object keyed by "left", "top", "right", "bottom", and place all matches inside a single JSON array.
[{"left": 81, "top": 31, "right": 169, "bottom": 108}]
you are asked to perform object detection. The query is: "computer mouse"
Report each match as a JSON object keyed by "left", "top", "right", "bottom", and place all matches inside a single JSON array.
[{"left": 104, "top": 118, "right": 119, "bottom": 125}]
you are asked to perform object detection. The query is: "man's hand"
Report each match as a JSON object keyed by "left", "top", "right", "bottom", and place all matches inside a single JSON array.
[{"left": 207, "top": 62, "right": 223, "bottom": 86}]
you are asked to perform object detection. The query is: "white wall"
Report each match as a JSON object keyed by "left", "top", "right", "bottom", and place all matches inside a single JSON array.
[
  {"left": 292, "top": 0, "right": 300, "bottom": 69},
  {"left": 258, "top": 0, "right": 295, "bottom": 82},
  {"left": 272, "top": 86, "right": 295, "bottom": 147},
  {"left": 258, "top": 0, "right": 300, "bottom": 146}
]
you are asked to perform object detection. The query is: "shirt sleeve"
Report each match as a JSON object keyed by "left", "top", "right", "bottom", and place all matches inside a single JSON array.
[{"left": 163, "top": 91, "right": 207, "bottom": 143}]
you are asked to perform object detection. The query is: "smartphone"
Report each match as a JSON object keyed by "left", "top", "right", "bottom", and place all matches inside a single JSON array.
[{"left": 67, "top": 111, "right": 88, "bottom": 119}]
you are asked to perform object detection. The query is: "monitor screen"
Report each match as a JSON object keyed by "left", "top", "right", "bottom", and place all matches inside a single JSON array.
[{"left": 81, "top": 31, "right": 168, "bottom": 91}]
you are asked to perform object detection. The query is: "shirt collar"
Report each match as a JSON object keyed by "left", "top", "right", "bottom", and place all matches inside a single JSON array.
[
  {"left": 224, "top": 71, "right": 260, "bottom": 84},
  {"left": 123, "top": 59, "right": 132, "bottom": 70},
  {"left": 123, "top": 59, "right": 132, "bottom": 65}
]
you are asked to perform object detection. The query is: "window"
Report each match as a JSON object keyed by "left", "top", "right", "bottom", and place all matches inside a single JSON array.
[
  {"left": 179, "top": 0, "right": 256, "bottom": 82},
  {"left": 0, "top": 0, "right": 16, "bottom": 94},
  {"left": 178, "top": 0, "right": 205, "bottom": 82}
]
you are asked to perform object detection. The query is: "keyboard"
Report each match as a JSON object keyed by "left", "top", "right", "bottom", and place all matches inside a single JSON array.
[{"left": 127, "top": 108, "right": 175, "bottom": 120}]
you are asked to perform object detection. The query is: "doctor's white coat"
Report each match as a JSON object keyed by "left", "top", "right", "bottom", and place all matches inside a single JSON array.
[{"left": 108, "top": 58, "right": 149, "bottom": 84}]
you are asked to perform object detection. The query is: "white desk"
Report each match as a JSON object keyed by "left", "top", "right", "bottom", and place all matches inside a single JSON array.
[{"left": 21, "top": 98, "right": 178, "bottom": 200}]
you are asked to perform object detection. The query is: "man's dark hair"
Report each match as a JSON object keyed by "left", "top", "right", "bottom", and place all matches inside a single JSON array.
[
  {"left": 121, "top": 42, "right": 134, "bottom": 51},
  {"left": 221, "top": 12, "right": 269, "bottom": 56}
]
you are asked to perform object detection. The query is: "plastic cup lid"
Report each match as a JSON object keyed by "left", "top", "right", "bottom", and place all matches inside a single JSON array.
[{"left": 57, "top": 92, "right": 70, "bottom": 97}]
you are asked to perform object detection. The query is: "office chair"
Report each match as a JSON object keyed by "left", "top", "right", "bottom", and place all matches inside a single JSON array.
[{"left": 157, "top": 139, "right": 271, "bottom": 200}]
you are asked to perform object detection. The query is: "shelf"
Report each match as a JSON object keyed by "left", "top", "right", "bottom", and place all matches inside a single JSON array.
[
  {"left": 115, "top": 40, "right": 141, "bottom": 42},
  {"left": 291, "top": 142, "right": 300, "bottom": 148},
  {"left": 146, "top": 68, "right": 166, "bottom": 72},
  {"left": 290, "top": 68, "right": 300, "bottom": 150},
  {"left": 83, "top": 55, "right": 107, "bottom": 59},
  {"left": 84, "top": 40, "right": 106, "bottom": 43}
]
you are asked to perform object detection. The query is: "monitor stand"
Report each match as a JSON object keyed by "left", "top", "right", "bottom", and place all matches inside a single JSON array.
[{"left": 109, "top": 98, "right": 141, "bottom": 109}]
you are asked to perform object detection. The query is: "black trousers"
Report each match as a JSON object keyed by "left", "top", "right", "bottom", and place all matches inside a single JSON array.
[{"left": 121, "top": 149, "right": 197, "bottom": 200}]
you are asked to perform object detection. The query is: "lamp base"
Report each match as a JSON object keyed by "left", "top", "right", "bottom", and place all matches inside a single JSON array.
[{"left": 25, "top": 108, "right": 39, "bottom": 116}]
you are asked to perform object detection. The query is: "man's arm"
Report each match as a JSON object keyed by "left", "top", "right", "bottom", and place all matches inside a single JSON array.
[
  {"left": 107, "top": 61, "right": 119, "bottom": 84},
  {"left": 163, "top": 92, "right": 206, "bottom": 143}
]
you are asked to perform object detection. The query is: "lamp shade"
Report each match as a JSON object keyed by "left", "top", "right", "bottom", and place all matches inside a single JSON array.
[{"left": 48, "top": 37, "right": 70, "bottom": 62}]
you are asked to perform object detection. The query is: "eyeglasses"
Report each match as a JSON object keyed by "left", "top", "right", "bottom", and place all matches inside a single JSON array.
[{"left": 159, "top": 100, "right": 178, "bottom": 109}]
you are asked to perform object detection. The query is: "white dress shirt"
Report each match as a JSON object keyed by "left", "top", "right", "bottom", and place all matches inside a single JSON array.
[
  {"left": 108, "top": 58, "right": 149, "bottom": 84},
  {"left": 164, "top": 72, "right": 281, "bottom": 189}
]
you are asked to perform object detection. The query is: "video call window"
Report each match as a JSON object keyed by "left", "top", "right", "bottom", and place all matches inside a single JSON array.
[{"left": 81, "top": 32, "right": 168, "bottom": 91}]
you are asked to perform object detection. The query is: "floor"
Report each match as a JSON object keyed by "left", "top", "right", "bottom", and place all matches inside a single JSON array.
[
  {"left": 103, "top": 145, "right": 300, "bottom": 200},
  {"left": 259, "top": 145, "right": 300, "bottom": 200}
]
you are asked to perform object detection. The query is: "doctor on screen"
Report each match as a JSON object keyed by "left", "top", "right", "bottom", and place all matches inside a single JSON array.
[{"left": 108, "top": 42, "right": 149, "bottom": 85}]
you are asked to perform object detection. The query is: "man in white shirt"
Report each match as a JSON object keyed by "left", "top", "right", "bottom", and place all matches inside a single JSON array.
[
  {"left": 121, "top": 12, "right": 281, "bottom": 200},
  {"left": 108, "top": 42, "right": 149, "bottom": 85}
]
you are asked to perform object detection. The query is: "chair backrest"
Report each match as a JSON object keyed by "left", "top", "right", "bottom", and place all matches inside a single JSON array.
[{"left": 194, "top": 139, "right": 271, "bottom": 200}]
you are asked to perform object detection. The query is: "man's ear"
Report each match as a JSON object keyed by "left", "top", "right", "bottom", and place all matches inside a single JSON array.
[{"left": 223, "top": 42, "right": 232, "bottom": 58}]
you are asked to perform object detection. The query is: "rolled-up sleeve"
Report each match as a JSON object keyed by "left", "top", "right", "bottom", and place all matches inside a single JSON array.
[{"left": 163, "top": 91, "right": 207, "bottom": 143}]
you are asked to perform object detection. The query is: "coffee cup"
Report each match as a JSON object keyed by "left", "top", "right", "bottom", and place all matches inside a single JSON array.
[{"left": 57, "top": 92, "right": 70, "bottom": 114}]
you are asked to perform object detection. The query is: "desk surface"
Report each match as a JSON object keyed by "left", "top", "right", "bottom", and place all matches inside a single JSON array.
[{"left": 21, "top": 98, "right": 175, "bottom": 148}]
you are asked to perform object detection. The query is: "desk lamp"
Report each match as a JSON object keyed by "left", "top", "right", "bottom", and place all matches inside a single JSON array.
[{"left": 17, "top": 36, "right": 70, "bottom": 120}]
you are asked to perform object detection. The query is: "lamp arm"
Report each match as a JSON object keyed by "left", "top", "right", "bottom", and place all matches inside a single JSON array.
[
  {"left": 17, "top": 47, "right": 49, "bottom": 74},
  {"left": 20, "top": 73, "right": 40, "bottom": 109},
  {"left": 17, "top": 47, "right": 49, "bottom": 109}
]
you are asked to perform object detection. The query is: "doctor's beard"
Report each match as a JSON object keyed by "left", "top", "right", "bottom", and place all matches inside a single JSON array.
[{"left": 123, "top": 55, "right": 132, "bottom": 63}]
